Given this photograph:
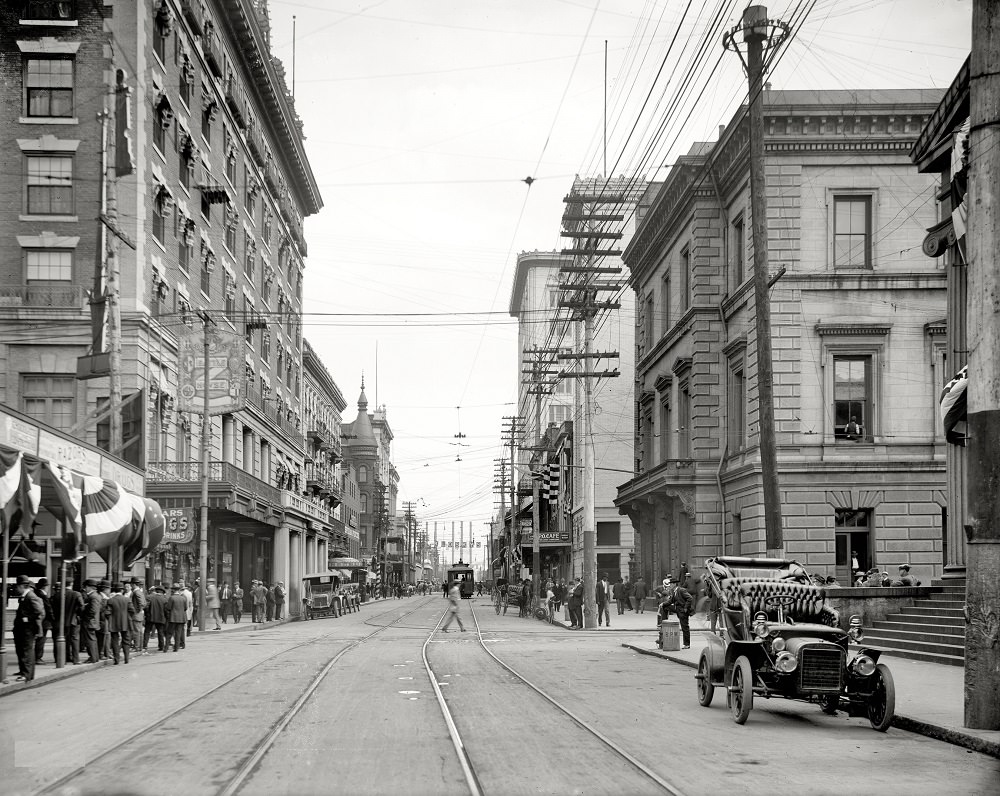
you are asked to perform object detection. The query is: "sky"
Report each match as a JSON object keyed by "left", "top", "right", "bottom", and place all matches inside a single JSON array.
[{"left": 264, "top": 0, "right": 972, "bottom": 565}]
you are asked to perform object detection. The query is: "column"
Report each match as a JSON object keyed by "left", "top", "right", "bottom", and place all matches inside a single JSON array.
[
  {"left": 273, "top": 523, "right": 289, "bottom": 597},
  {"left": 289, "top": 531, "right": 302, "bottom": 616},
  {"left": 222, "top": 415, "right": 236, "bottom": 464}
]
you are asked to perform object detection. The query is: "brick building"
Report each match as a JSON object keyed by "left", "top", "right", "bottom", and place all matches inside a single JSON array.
[{"left": 616, "top": 89, "right": 948, "bottom": 588}]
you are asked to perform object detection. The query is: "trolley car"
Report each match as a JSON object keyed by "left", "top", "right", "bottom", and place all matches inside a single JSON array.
[{"left": 446, "top": 561, "right": 475, "bottom": 599}]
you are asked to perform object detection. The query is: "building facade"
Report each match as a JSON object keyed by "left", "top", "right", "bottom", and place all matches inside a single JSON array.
[
  {"left": 616, "top": 90, "right": 948, "bottom": 588},
  {"left": 0, "top": 1, "right": 335, "bottom": 611}
]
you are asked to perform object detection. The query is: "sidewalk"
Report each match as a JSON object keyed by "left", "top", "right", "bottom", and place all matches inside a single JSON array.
[{"left": 558, "top": 605, "right": 1000, "bottom": 760}]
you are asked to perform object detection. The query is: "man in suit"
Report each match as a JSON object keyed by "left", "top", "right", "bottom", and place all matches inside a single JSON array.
[
  {"left": 97, "top": 579, "right": 111, "bottom": 660},
  {"left": 613, "top": 577, "right": 627, "bottom": 616},
  {"left": 33, "top": 577, "right": 53, "bottom": 664},
  {"left": 128, "top": 577, "right": 146, "bottom": 654},
  {"left": 567, "top": 578, "right": 584, "bottom": 629},
  {"left": 274, "top": 582, "right": 286, "bottom": 620},
  {"left": 633, "top": 576, "right": 648, "bottom": 615},
  {"left": 13, "top": 575, "right": 44, "bottom": 682},
  {"left": 219, "top": 581, "right": 232, "bottom": 624},
  {"left": 80, "top": 579, "right": 101, "bottom": 663},
  {"left": 106, "top": 583, "right": 131, "bottom": 664},
  {"left": 596, "top": 573, "right": 612, "bottom": 627},
  {"left": 51, "top": 581, "right": 84, "bottom": 664},
  {"left": 231, "top": 582, "right": 243, "bottom": 623},
  {"left": 165, "top": 583, "right": 188, "bottom": 651},
  {"left": 145, "top": 584, "right": 168, "bottom": 652}
]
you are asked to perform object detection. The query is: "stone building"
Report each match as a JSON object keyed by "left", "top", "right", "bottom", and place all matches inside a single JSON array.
[
  {"left": 0, "top": 1, "right": 333, "bottom": 604},
  {"left": 616, "top": 89, "right": 948, "bottom": 588}
]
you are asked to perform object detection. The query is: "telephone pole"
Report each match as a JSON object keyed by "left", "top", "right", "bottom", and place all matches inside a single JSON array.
[
  {"left": 724, "top": 6, "right": 789, "bottom": 556},
  {"left": 559, "top": 183, "right": 624, "bottom": 628},
  {"left": 964, "top": 0, "right": 1000, "bottom": 731},
  {"left": 501, "top": 417, "right": 524, "bottom": 583}
]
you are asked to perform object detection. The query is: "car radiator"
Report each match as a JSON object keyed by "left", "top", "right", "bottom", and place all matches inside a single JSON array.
[{"left": 799, "top": 646, "right": 844, "bottom": 692}]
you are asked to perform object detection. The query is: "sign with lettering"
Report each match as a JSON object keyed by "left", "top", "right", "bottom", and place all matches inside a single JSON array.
[
  {"left": 0, "top": 411, "right": 39, "bottom": 453},
  {"left": 38, "top": 430, "right": 102, "bottom": 477},
  {"left": 177, "top": 325, "right": 247, "bottom": 416},
  {"left": 163, "top": 507, "right": 196, "bottom": 545}
]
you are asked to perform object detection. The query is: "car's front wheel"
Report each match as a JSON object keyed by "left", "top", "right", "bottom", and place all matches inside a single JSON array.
[
  {"left": 696, "top": 654, "right": 715, "bottom": 707},
  {"left": 867, "top": 663, "right": 895, "bottom": 732},
  {"left": 729, "top": 655, "right": 753, "bottom": 725}
]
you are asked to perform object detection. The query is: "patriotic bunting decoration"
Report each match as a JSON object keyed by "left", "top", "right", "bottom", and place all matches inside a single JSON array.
[
  {"left": 951, "top": 117, "right": 970, "bottom": 241},
  {"left": 82, "top": 476, "right": 134, "bottom": 555},
  {"left": 939, "top": 365, "right": 968, "bottom": 446},
  {"left": 0, "top": 447, "right": 22, "bottom": 526},
  {"left": 123, "top": 493, "right": 165, "bottom": 568}
]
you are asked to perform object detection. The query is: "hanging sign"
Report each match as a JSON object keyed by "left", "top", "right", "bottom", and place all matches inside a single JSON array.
[
  {"left": 177, "top": 325, "right": 247, "bottom": 416},
  {"left": 163, "top": 507, "right": 196, "bottom": 545}
]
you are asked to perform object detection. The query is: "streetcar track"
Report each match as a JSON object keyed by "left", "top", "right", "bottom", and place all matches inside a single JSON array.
[
  {"left": 421, "top": 600, "right": 688, "bottom": 796},
  {"left": 34, "top": 598, "right": 433, "bottom": 796}
]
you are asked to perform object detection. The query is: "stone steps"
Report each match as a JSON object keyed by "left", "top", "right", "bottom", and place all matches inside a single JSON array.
[{"left": 863, "top": 577, "right": 966, "bottom": 666}]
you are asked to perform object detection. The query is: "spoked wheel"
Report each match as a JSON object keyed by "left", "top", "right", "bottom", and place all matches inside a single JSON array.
[
  {"left": 728, "top": 655, "right": 754, "bottom": 725},
  {"left": 696, "top": 654, "right": 715, "bottom": 707},
  {"left": 867, "top": 663, "right": 896, "bottom": 732}
]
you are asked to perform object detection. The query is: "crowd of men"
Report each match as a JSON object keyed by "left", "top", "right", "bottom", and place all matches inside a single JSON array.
[{"left": 8, "top": 574, "right": 289, "bottom": 683}]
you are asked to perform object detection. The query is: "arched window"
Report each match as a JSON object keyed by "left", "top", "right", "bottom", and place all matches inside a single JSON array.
[
  {"left": 358, "top": 465, "right": 367, "bottom": 483},
  {"left": 361, "top": 493, "right": 368, "bottom": 513}
]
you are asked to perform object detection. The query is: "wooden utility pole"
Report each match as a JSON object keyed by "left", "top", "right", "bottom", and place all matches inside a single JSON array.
[
  {"left": 964, "top": 0, "right": 1000, "bottom": 731},
  {"left": 198, "top": 310, "right": 212, "bottom": 632},
  {"left": 724, "top": 5, "right": 788, "bottom": 556}
]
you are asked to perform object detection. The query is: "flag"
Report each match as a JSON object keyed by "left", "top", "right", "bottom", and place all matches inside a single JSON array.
[
  {"left": 541, "top": 462, "right": 560, "bottom": 502},
  {"left": 123, "top": 494, "right": 165, "bottom": 568},
  {"left": 81, "top": 476, "right": 132, "bottom": 553},
  {"left": 0, "top": 446, "right": 22, "bottom": 527},
  {"left": 940, "top": 365, "right": 967, "bottom": 446},
  {"left": 951, "top": 117, "right": 970, "bottom": 240}
]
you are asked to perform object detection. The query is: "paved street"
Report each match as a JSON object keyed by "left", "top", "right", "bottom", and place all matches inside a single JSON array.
[{"left": 2, "top": 595, "right": 998, "bottom": 796}]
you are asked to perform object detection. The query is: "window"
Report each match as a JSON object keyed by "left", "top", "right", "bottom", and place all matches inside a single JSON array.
[
  {"left": 177, "top": 217, "right": 194, "bottom": 272},
  {"left": 679, "top": 246, "right": 691, "bottom": 312},
  {"left": 678, "top": 379, "right": 691, "bottom": 458},
  {"left": 833, "top": 196, "right": 872, "bottom": 269},
  {"left": 359, "top": 465, "right": 368, "bottom": 483},
  {"left": 659, "top": 396, "right": 670, "bottom": 461},
  {"left": 660, "top": 273, "right": 671, "bottom": 335},
  {"left": 23, "top": 1, "right": 76, "bottom": 20},
  {"left": 361, "top": 493, "right": 369, "bottom": 513},
  {"left": 200, "top": 251, "right": 211, "bottom": 296},
  {"left": 641, "top": 405, "right": 654, "bottom": 471},
  {"left": 153, "top": 13, "right": 168, "bottom": 64},
  {"left": 25, "top": 58, "right": 73, "bottom": 118},
  {"left": 152, "top": 191, "right": 167, "bottom": 245},
  {"left": 26, "top": 155, "right": 72, "bottom": 215},
  {"left": 243, "top": 230, "right": 255, "bottom": 279},
  {"left": 549, "top": 404, "right": 571, "bottom": 425},
  {"left": 153, "top": 97, "right": 172, "bottom": 153},
  {"left": 644, "top": 295, "right": 654, "bottom": 354},
  {"left": 596, "top": 521, "right": 621, "bottom": 546},
  {"left": 728, "top": 360, "right": 746, "bottom": 450},
  {"left": 26, "top": 250, "right": 71, "bottom": 281},
  {"left": 22, "top": 375, "right": 75, "bottom": 430},
  {"left": 833, "top": 356, "right": 872, "bottom": 440},
  {"left": 731, "top": 214, "right": 745, "bottom": 288}
]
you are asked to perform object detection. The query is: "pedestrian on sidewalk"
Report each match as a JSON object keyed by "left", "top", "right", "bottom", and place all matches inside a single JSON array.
[
  {"left": 51, "top": 580, "right": 83, "bottom": 665},
  {"left": 180, "top": 581, "right": 193, "bottom": 635},
  {"left": 191, "top": 579, "right": 201, "bottom": 631},
  {"left": 80, "top": 579, "right": 101, "bottom": 663},
  {"left": 32, "top": 577, "right": 53, "bottom": 665},
  {"left": 146, "top": 584, "right": 168, "bottom": 651},
  {"left": 128, "top": 578, "right": 147, "bottom": 653},
  {"left": 13, "top": 575, "right": 44, "bottom": 682},
  {"left": 568, "top": 578, "right": 584, "bottom": 629},
  {"left": 206, "top": 578, "right": 222, "bottom": 630},
  {"left": 439, "top": 581, "right": 466, "bottom": 632},
  {"left": 633, "top": 576, "right": 648, "bottom": 614},
  {"left": 596, "top": 573, "right": 612, "bottom": 627},
  {"left": 669, "top": 579, "right": 694, "bottom": 649},
  {"left": 613, "top": 577, "right": 627, "bottom": 615},
  {"left": 251, "top": 580, "right": 266, "bottom": 623},
  {"left": 220, "top": 581, "right": 231, "bottom": 624},
  {"left": 232, "top": 582, "right": 243, "bottom": 623},
  {"left": 97, "top": 580, "right": 111, "bottom": 660},
  {"left": 274, "top": 582, "right": 286, "bottom": 620},
  {"left": 106, "top": 583, "right": 131, "bottom": 665},
  {"left": 624, "top": 577, "right": 635, "bottom": 611},
  {"left": 165, "top": 583, "right": 187, "bottom": 651},
  {"left": 265, "top": 583, "right": 275, "bottom": 621}
]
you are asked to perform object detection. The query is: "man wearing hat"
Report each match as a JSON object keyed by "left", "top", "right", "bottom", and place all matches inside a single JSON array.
[
  {"left": 128, "top": 577, "right": 147, "bottom": 654},
  {"left": 97, "top": 579, "right": 112, "bottom": 660},
  {"left": 13, "top": 575, "right": 44, "bottom": 681},
  {"left": 893, "top": 564, "right": 921, "bottom": 587},
  {"left": 33, "top": 577, "right": 53, "bottom": 665},
  {"left": 80, "top": 579, "right": 101, "bottom": 663},
  {"left": 51, "top": 579, "right": 84, "bottom": 664},
  {"left": 165, "top": 583, "right": 188, "bottom": 651},
  {"left": 106, "top": 583, "right": 131, "bottom": 665},
  {"left": 144, "top": 584, "right": 168, "bottom": 652},
  {"left": 205, "top": 578, "right": 222, "bottom": 630}
]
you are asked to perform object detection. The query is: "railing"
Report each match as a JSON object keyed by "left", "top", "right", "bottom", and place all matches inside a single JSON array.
[
  {"left": 0, "top": 284, "right": 84, "bottom": 308},
  {"left": 281, "top": 490, "right": 330, "bottom": 524},
  {"left": 244, "top": 383, "right": 304, "bottom": 448},
  {"left": 147, "top": 460, "right": 281, "bottom": 504}
]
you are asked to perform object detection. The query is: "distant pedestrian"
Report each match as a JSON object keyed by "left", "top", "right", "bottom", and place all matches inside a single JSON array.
[
  {"left": 80, "top": 579, "right": 101, "bottom": 663},
  {"left": 265, "top": 583, "right": 275, "bottom": 621},
  {"left": 668, "top": 579, "right": 694, "bottom": 649},
  {"left": 106, "top": 583, "right": 131, "bottom": 665},
  {"left": 97, "top": 580, "right": 111, "bottom": 660},
  {"left": 633, "top": 576, "right": 648, "bottom": 614},
  {"left": 568, "top": 578, "right": 584, "bottom": 629},
  {"left": 191, "top": 579, "right": 201, "bottom": 630},
  {"left": 180, "top": 581, "right": 194, "bottom": 635},
  {"left": 596, "top": 573, "right": 612, "bottom": 627},
  {"left": 128, "top": 577, "right": 147, "bottom": 653},
  {"left": 519, "top": 579, "right": 530, "bottom": 618},
  {"left": 274, "top": 582, "right": 286, "bottom": 620},
  {"left": 545, "top": 582, "right": 556, "bottom": 623},
  {"left": 33, "top": 577, "right": 53, "bottom": 665},
  {"left": 146, "top": 584, "right": 168, "bottom": 651},
  {"left": 232, "top": 583, "right": 244, "bottom": 623},
  {"left": 439, "top": 581, "right": 466, "bottom": 632},
  {"left": 220, "top": 581, "right": 231, "bottom": 624},
  {"left": 206, "top": 579, "right": 222, "bottom": 630},
  {"left": 165, "top": 583, "right": 188, "bottom": 651},
  {"left": 613, "top": 577, "right": 627, "bottom": 615},
  {"left": 252, "top": 580, "right": 267, "bottom": 623},
  {"left": 13, "top": 575, "right": 44, "bottom": 682},
  {"left": 51, "top": 581, "right": 83, "bottom": 665}
]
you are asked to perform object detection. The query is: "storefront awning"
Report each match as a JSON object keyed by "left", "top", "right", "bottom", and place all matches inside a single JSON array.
[{"left": 328, "top": 556, "right": 363, "bottom": 568}]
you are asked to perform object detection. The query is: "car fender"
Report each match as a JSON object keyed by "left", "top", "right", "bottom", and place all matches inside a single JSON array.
[
  {"left": 701, "top": 633, "right": 727, "bottom": 680},
  {"left": 724, "top": 639, "right": 768, "bottom": 677}
]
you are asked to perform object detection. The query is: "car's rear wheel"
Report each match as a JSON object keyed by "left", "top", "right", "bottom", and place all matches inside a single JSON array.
[
  {"left": 867, "top": 663, "right": 895, "bottom": 732},
  {"left": 696, "top": 654, "right": 715, "bottom": 707},
  {"left": 729, "top": 655, "right": 753, "bottom": 725}
]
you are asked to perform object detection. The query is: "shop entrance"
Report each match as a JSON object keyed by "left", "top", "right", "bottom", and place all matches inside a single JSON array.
[{"left": 835, "top": 508, "right": 872, "bottom": 585}]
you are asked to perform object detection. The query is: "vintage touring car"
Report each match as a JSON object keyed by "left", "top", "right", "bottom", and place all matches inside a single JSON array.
[{"left": 695, "top": 557, "right": 895, "bottom": 731}]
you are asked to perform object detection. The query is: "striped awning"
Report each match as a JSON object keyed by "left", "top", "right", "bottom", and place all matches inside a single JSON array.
[{"left": 198, "top": 183, "right": 231, "bottom": 205}]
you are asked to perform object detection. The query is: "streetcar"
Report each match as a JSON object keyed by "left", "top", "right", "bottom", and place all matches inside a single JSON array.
[{"left": 446, "top": 561, "right": 475, "bottom": 599}]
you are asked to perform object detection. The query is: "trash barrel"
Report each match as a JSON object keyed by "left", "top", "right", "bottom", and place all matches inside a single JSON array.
[{"left": 660, "top": 619, "right": 681, "bottom": 651}]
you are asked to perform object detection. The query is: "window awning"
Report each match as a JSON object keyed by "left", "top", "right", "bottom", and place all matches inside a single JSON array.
[{"left": 198, "top": 183, "right": 231, "bottom": 205}]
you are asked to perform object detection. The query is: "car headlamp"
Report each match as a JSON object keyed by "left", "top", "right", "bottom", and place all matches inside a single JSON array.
[
  {"left": 774, "top": 651, "right": 798, "bottom": 673},
  {"left": 851, "top": 654, "right": 876, "bottom": 677},
  {"left": 771, "top": 637, "right": 786, "bottom": 652},
  {"left": 848, "top": 614, "right": 864, "bottom": 642},
  {"left": 753, "top": 620, "right": 770, "bottom": 638}
]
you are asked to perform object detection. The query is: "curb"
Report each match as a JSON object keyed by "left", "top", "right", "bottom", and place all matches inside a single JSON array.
[{"left": 620, "top": 642, "right": 1000, "bottom": 761}]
